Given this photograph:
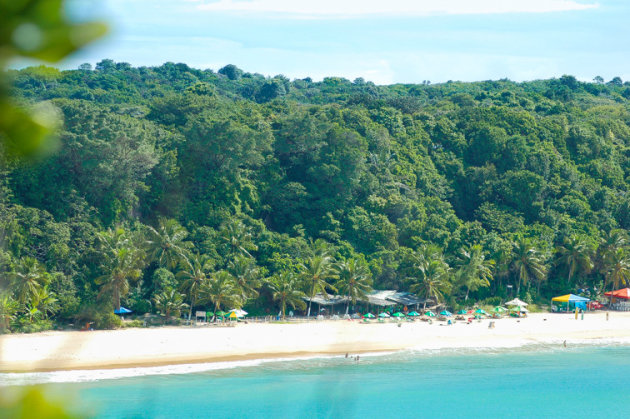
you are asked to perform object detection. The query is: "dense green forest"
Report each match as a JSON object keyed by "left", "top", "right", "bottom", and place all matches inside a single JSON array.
[{"left": 1, "top": 61, "right": 629, "bottom": 332}]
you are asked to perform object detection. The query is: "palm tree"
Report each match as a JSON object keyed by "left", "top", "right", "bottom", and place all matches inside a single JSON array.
[
  {"left": 227, "top": 255, "right": 262, "bottom": 303},
  {"left": 456, "top": 245, "right": 494, "bottom": 301},
  {"left": 604, "top": 248, "right": 630, "bottom": 301},
  {"left": 407, "top": 247, "right": 451, "bottom": 310},
  {"left": 35, "top": 287, "right": 58, "bottom": 320},
  {"left": 145, "top": 218, "right": 192, "bottom": 270},
  {"left": 596, "top": 229, "right": 628, "bottom": 291},
  {"left": 11, "top": 257, "right": 48, "bottom": 306},
  {"left": 333, "top": 258, "right": 372, "bottom": 314},
  {"left": 201, "top": 271, "right": 241, "bottom": 321},
  {"left": 96, "top": 229, "right": 146, "bottom": 311},
  {"left": 219, "top": 220, "right": 257, "bottom": 259},
  {"left": 555, "top": 235, "right": 593, "bottom": 284},
  {"left": 300, "top": 254, "right": 336, "bottom": 317},
  {"left": 0, "top": 293, "right": 18, "bottom": 332},
  {"left": 177, "top": 253, "right": 212, "bottom": 321},
  {"left": 511, "top": 237, "right": 547, "bottom": 296},
  {"left": 267, "top": 271, "right": 306, "bottom": 319},
  {"left": 153, "top": 289, "right": 188, "bottom": 323}
]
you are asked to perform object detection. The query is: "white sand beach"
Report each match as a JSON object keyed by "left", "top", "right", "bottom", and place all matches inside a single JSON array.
[{"left": 2, "top": 312, "right": 630, "bottom": 373}]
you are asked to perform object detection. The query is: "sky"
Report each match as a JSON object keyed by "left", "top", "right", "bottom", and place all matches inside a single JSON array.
[{"left": 60, "top": 0, "right": 630, "bottom": 85}]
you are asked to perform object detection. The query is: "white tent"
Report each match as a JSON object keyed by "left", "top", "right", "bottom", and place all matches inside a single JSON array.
[{"left": 505, "top": 298, "right": 528, "bottom": 307}]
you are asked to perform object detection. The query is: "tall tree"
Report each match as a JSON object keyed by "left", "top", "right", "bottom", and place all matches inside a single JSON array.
[
  {"left": 407, "top": 246, "right": 451, "bottom": 309},
  {"left": 267, "top": 271, "right": 306, "bottom": 319},
  {"left": 219, "top": 220, "right": 258, "bottom": 259},
  {"left": 145, "top": 218, "right": 192, "bottom": 270},
  {"left": 201, "top": 271, "right": 241, "bottom": 321},
  {"left": 96, "top": 228, "right": 146, "bottom": 311},
  {"left": 604, "top": 248, "right": 630, "bottom": 299},
  {"left": 555, "top": 236, "right": 593, "bottom": 285},
  {"left": 511, "top": 237, "right": 547, "bottom": 296},
  {"left": 456, "top": 245, "right": 494, "bottom": 301},
  {"left": 11, "top": 257, "right": 48, "bottom": 306},
  {"left": 333, "top": 258, "right": 372, "bottom": 314},
  {"left": 177, "top": 253, "right": 212, "bottom": 321},
  {"left": 227, "top": 255, "right": 262, "bottom": 303},
  {"left": 300, "top": 254, "right": 336, "bottom": 317}
]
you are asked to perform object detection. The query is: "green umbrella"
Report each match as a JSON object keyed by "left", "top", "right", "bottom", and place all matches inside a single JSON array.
[
  {"left": 392, "top": 312, "right": 405, "bottom": 317},
  {"left": 474, "top": 309, "right": 488, "bottom": 315},
  {"left": 440, "top": 310, "right": 453, "bottom": 317},
  {"left": 363, "top": 313, "right": 376, "bottom": 318},
  {"left": 215, "top": 310, "right": 227, "bottom": 317},
  {"left": 424, "top": 311, "right": 436, "bottom": 317},
  {"left": 407, "top": 311, "right": 420, "bottom": 317},
  {"left": 492, "top": 306, "right": 507, "bottom": 313},
  {"left": 457, "top": 310, "right": 468, "bottom": 315},
  {"left": 206, "top": 311, "right": 214, "bottom": 317},
  {"left": 379, "top": 312, "right": 390, "bottom": 318}
]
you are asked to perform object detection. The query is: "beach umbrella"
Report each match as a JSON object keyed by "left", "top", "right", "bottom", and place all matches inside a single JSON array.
[
  {"left": 407, "top": 311, "right": 420, "bottom": 317},
  {"left": 379, "top": 312, "right": 390, "bottom": 318},
  {"left": 364, "top": 313, "right": 376, "bottom": 318},
  {"left": 114, "top": 307, "right": 132, "bottom": 315},
  {"left": 457, "top": 310, "right": 468, "bottom": 315},
  {"left": 439, "top": 310, "right": 453, "bottom": 317},
  {"left": 505, "top": 298, "right": 529, "bottom": 307},
  {"left": 228, "top": 309, "right": 248, "bottom": 318},
  {"left": 228, "top": 311, "right": 239, "bottom": 320},
  {"left": 392, "top": 312, "right": 405, "bottom": 317},
  {"left": 492, "top": 306, "right": 507, "bottom": 313},
  {"left": 215, "top": 310, "right": 227, "bottom": 317},
  {"left": 424, "top": 311, "right": 436, "bottom": 317},
  {"left": 474, "top": 309, "right": 488, "bottom": 315}
]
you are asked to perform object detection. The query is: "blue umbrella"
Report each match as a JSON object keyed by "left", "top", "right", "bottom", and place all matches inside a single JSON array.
[
  {"left": 439, "top": 310, "right": 453, "bottom": 317},
  {"left": 114, "top": 307, "right": 132, "bottom": 315}
]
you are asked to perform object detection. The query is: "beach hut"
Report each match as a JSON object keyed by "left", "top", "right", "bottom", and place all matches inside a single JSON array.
[{"left": 551, "top": 294, "right": 590, "bottom": 312}]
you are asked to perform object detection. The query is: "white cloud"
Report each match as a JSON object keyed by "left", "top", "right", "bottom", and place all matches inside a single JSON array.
[{"left": 196, "top": 0, "right": 598, "bottom": 17}]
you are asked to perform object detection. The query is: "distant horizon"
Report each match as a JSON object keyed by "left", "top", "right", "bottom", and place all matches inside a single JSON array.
[
  {"left": 12, "top": 59, "right": 626, "bottom": 87},
  {"left": 34, "top": 0, "right": 627, "bottom": 85}
]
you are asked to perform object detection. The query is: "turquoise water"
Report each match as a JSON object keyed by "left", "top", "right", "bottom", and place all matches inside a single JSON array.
[{"left": 6, "top": 345, "right": 630, "bottom": 418}]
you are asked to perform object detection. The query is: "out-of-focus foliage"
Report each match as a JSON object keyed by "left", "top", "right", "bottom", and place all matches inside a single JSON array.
[{"left": 0, "top": 0, "right": 107, "bottom": 158}]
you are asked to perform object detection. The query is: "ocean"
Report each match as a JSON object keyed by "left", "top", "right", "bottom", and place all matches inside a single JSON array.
[{"left": 3, "top": 344, "right": 629, "bottom": 418}]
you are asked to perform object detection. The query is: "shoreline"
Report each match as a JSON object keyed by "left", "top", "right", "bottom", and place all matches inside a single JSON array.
[{"left": 2, "top": 312, "right": 630, "bottom": 374}]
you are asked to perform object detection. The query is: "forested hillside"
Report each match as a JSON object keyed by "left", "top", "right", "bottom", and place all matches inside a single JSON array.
[{"left": 1, "top": 61, "right": 629, "bottom": 331}]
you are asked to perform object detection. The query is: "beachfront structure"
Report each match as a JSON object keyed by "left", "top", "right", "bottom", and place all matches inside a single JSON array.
[
  {"left": 551, "top": 294, "right": 590, "bottom": 312},
  {"left": 365, "top": 290, "right": 424, "bottom": 308},
  {"left": 303, "top": 290, "right": 424, "bottom": 316},
  {"left": 303, "top": 293, "right": 351, "bottom": 315},
  {"left": 604, "top": 288, "right": 630, "bottom": 311}
]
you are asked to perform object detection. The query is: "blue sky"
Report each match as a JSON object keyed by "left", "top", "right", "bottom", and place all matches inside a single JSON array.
[{"left": 62, "top": 0, "right": 630, "bottom": 85}]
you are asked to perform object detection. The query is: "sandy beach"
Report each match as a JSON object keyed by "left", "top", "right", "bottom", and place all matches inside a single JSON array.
[{"left": 2, "top": 312, "right": 630, "bottom": 373}]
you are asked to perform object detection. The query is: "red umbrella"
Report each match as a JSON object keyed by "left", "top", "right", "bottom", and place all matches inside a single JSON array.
[{"left": 604, "top": 288, "right": 630, "bottom": 299}]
